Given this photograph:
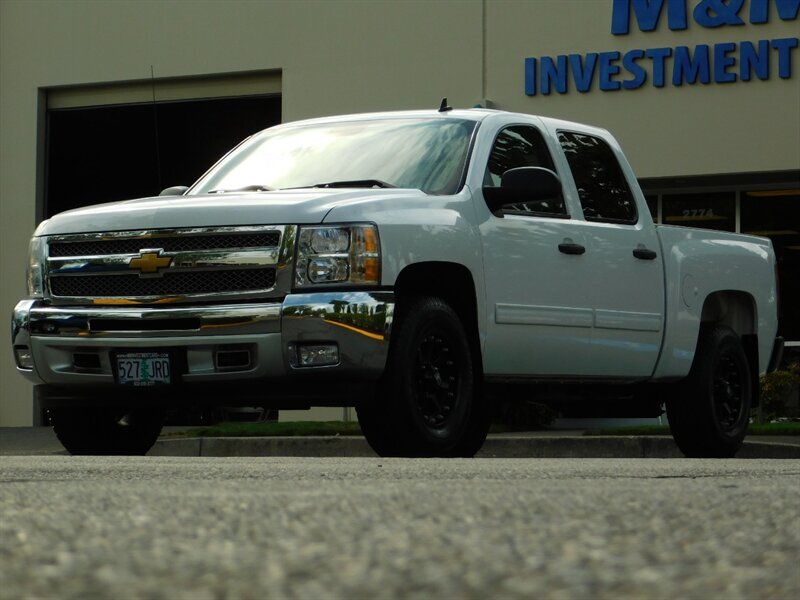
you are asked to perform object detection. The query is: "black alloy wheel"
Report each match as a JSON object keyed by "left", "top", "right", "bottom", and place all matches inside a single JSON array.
[
  {"left": 414, "top": 331, "right": 462, "bottom": 433},
  {"left": 357, "top": 296, "right": 490, "bottom": 457},
  {"left": 666, "top": 324, "right": 752, "bottom": 458},
  {"left": 712, "top": 352, "right": 745, "bottom": 433}
]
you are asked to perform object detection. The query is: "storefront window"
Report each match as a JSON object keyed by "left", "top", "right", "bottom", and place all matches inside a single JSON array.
[
  {"left": 662, "top": 192, "right": 735, "bottom": 231},
  {"left": 742, "top": 189, "right": 800, "bottom": 342},
  {"left": 645, "top": 195, "right": 658, "bottom": 221}
]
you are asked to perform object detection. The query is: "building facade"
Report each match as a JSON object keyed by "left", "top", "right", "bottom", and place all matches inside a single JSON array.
[{"left": 1, "top": 0, "right": 798, "bottom": 425}]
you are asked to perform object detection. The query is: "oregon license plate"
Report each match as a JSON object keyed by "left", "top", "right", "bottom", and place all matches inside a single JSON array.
[{"left": 115, "top": 352, "right": 171, "bottom": 386}]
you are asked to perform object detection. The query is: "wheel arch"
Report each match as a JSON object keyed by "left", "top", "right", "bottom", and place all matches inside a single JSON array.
[
  {"left": 393, "top": 261, "right": 483, "bottom": 377},
  {"left": 699, "top": 290, "right": 760, "bottom": 406},
  {"left": 700, "top": 290, "right": 757, "bottom": 336}
]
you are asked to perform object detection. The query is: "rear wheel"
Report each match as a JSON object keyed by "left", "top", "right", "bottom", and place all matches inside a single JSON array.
[
  {"left": 666, "top": 325, "right": 752, "bottom": 458},
  {"left": 50, "top": 407, "right": 165, "bottom": 455},
  {"left": 357, "top": 296, "right": 489, "bottom": 457}
]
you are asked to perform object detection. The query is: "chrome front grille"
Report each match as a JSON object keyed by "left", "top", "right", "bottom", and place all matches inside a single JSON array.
[
  {"left": 50, "top": 268, "right": 277, "bottom": 297},
  {"left": 45, "top": 226, "right": 295, "bottom": 304},
  {"left": 49, "top": 232, "right": 281, "bottom": 257}
]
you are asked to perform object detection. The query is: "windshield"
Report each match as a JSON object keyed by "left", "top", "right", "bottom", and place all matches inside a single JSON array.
[{"left": 189, "top": 117, "right": 477, "bottom": 196}]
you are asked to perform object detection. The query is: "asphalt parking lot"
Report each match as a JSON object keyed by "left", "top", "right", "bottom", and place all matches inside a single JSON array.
[{"left": 1, "top": 456, "right": 798, "bottom": 599}]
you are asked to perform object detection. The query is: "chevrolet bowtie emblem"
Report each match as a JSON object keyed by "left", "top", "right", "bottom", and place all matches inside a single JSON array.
[{"left": 129, "top": 250, "right": 173, "bottom": 275}]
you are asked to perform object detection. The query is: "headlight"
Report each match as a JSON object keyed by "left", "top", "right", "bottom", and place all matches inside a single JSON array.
[
  {"left": 26, "top": 237, "right": 46, "bottom": 297},
  {"left": 295, "top": 224, "right": 380, "bottom": 287}
]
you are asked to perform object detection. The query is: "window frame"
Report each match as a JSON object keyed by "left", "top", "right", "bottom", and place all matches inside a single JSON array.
[
  {"left": 484, "top": 123, "right": 571, "bottom": 220},
  {"left": 557, "top": 129, "right": 639, "bottom": 226}
]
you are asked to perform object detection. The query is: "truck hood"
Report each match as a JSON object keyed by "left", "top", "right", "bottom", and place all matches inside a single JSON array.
[{"left": 35, "top": 188, "right": 428, "bottom": 236}]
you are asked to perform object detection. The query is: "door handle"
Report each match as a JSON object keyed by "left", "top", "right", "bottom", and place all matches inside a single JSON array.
[
  {"left": 633, "top": 248, "right": 657, "bottom": 260},
  {"left": 558, "top": 242, "right": 586, "bottom": 255}
]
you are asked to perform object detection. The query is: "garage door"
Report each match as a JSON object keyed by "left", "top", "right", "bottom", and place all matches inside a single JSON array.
[{"left": 45, "top": 71, "right": 281, "bottom": 217}]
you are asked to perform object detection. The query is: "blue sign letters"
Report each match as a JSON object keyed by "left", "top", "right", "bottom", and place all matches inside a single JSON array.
[
  {"left": 525, "top": 0, "right": 799, "bottom": 95},
  {"left": 612, "top": 0, "right": 798, "bottom": 34}
]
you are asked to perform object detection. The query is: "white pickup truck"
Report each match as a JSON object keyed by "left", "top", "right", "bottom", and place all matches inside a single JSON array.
[{"left": 12, "top": 107, "right": 783, "bottom": 458}]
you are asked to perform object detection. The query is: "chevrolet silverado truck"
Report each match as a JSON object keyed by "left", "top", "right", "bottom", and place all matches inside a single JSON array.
[{"left": 12, "top": 107, "right": 783, "bottom": 457}]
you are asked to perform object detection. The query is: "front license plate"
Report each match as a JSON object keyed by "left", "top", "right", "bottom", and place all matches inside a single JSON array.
[{"left": 115, "top": 352, "right": 171, "bottom": 387}]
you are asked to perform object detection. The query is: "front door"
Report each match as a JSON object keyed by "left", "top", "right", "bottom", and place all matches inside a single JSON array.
[{"left": 479, "top": 122, "right": 596, "bottom": 376}]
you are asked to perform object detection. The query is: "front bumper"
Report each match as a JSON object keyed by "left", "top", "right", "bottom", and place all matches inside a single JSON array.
[{"left": 12, "top": 292, "right": 393, "bottom": 398}]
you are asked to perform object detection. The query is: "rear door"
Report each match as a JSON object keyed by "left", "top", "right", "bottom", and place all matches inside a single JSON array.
[{"left": 554, "top": 129, "right": 665, "bottom": 377}]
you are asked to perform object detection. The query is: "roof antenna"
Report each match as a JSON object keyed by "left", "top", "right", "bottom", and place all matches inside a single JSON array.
[{"left": 438, "top": 97, "right": 452, "bottom": 112}]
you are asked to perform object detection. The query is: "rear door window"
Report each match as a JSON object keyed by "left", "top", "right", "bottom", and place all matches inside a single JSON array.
[{"left": 558, "top": 131, "right": 637, "bottom": 224}]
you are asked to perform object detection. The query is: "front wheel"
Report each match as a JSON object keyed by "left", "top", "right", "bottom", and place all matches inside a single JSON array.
[
  {"left": 50, "top": 407, "right": 165, "bottom": 455},
  {"left": 357, "top": 296, "right": 489, "bottom": 457},
  {"left": 666, "top": 325, "right": 752, "bottom": 458}
]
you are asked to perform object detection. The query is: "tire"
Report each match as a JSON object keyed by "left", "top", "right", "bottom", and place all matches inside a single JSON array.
[
  {"left": 357, "top": 296, "right": 489, "bottom": 457},
  {"left": 50, "top": 407, "right": 165, "bottom": 456},
  {"left": 666, "top": 325, "right": 752, "bottom": 458}
]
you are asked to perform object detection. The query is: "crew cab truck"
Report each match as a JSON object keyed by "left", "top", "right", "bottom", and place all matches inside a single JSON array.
[{"left": 12, "top": 108, "right": 783, "bottom": 458}]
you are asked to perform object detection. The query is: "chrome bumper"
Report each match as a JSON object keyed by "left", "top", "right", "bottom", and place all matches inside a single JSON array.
[{"left": 12, "top": 292, "right": 393, "bottom": 386}]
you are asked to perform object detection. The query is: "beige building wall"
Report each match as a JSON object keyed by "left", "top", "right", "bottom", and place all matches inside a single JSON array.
[
  {"left": 1, "top": 0, "right": 797, "bottom": 425},
  {"left": 484, "top": 0, "right": 800, "bottom": 178}
]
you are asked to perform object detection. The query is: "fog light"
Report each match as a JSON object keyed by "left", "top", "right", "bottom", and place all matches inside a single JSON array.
[
  {"left": 296, "top": 344, "right": 339, "bottom": 367},
  {"left": 14, "top": 346, "right": 34, "bottom": 370}
]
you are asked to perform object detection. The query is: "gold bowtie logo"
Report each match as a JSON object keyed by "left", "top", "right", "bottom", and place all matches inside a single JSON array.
[{"left": 129, "top": 251, "right": 173, "bottom": 275}]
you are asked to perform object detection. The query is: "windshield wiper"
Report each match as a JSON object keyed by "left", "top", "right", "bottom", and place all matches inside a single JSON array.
[
  {"left": 208, "top": 184, "right": 274, "bottom": 194},
  {"left": 301, "top": 179, "right": 397, "bottom": 190}
]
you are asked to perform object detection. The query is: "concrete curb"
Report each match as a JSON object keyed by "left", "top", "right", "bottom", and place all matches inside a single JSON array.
[
  {"left": 149, "top": 435, "right": 800, "bottom": 459},
  {"left": 150, "top": 436, "right": 374, "bottom": 458}
]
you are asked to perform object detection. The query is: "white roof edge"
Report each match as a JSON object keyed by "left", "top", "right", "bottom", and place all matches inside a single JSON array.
[
  {"left": 536, "top": 115, "right": 612, "bottom": 137},
  {"left": 266, "top": 108, "right": 607, "bottom": 137},
  {"left": 280, "top": 108, "right": 493, "bottom": 126}
]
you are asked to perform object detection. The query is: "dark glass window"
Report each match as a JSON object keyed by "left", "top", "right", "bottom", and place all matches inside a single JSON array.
[
  {"left": 558, "top": 131, "right": 637, "bottom": 224},
  {"left": 484, "top": 125, "right": 565, "bottom": 216},
  {"left": 741, "top": 189, "right": 800, "bottom": 341},
  {"left": 662, "top": 192, "right": 735, "bottom": 232}
]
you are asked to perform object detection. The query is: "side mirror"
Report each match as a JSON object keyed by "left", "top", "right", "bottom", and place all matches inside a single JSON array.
[
  {"left": 159, "top": 185, "right": 189, "bottom": 197},
  {"left": 482, "top": 167, "right": 562, "bottom": 214}
]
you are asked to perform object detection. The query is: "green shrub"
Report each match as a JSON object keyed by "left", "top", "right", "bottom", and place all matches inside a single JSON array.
[
  {"left": 756, "top": 362, "right": 800, "bottom": 423},
  {"left": 497, "top": 401, "right": 558, "bottom": 431}
]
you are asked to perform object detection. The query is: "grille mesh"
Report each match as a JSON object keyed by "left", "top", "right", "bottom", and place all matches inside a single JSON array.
[
  {"left": 49, "top": 232, "right": 281, "bottom": 257},
  {"left": 50, "top": 268, "right": 277, "bottom": 298}
]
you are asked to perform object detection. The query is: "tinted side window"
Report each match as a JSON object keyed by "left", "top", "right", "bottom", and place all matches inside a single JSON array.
[
  {"left": 484, "top": 126, "right": 566, "bottom": 217},
  {"left": 558, "top": 131, "right": 637, "bottom": 224}
]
